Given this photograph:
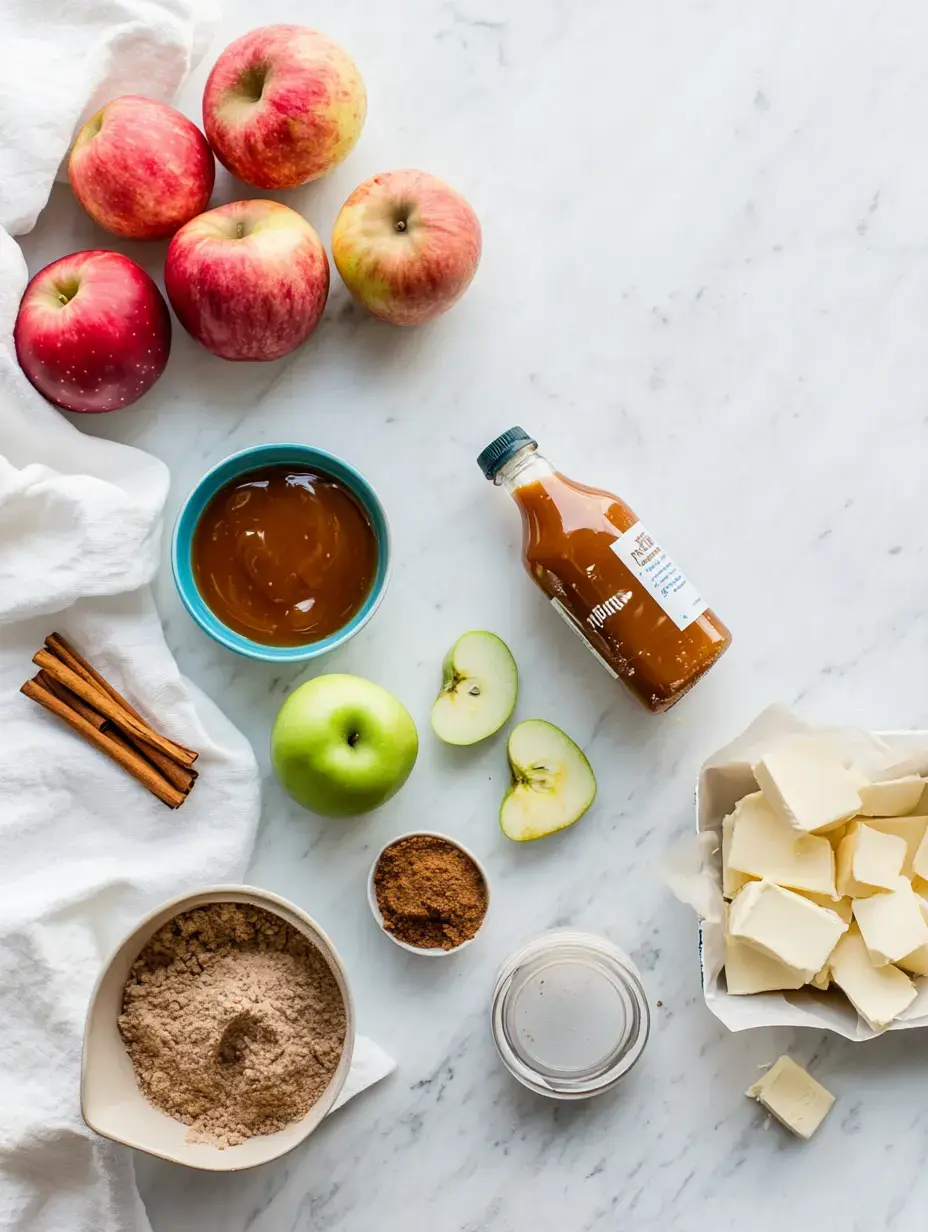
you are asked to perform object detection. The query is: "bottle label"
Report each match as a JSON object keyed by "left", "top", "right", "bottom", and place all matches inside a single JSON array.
[
  {"left": 550, "top": 599, "right": 619, "bottom": 678},
  {"left": 610, "top": 521, "right": 708, "bottom": 631}
]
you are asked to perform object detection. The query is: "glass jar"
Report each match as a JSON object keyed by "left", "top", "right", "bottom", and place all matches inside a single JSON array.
[{"left": 491, "top": 930, "right": 650, "bottom": 1099}]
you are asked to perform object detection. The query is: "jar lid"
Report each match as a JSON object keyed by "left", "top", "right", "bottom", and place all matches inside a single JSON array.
[
  {"left": 476, "top": 427, "right": 537, "bottom": 480},
  {"left": 491, "top": 931, "right": 650, "bottom": 1099}
]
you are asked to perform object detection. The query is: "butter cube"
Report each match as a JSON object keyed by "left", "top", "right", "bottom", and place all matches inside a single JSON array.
[
  {"left": 746, "top": 1056, "right": 835, "bottom": 1140},
  {"left": 898, "top": 900, "right": 928, "bottom": 978},
  {"left": 722, "top": 809, "right": 753, "bottom": 898},
  {"left": 829, "top": 926, "right": 917, "bottom": 1030},
  {"left": 899, "top": 945, "right": 928, "bottom": 977},
  {"left": 728, "top": 880, "right": 848, "bottom": 980},
  {"left": 724, "top": 933, "right": 807, "bottom": 995},
  {"left": 810, "top": 964, "right": 831, "bottom": 991},
  {"left": 726, "top": 792, "right": 836, "bottom": 896},
  {"left": 798, "top": 891, "right": 853, "bottom": 922},
  {"left": 852, "top": 878, "right": 928, "bottom": 966},
  {"left": 853, "top": 815, "right": 928, "bottom": 877},
  {"left": 857, "top": 775, "right": 925, "bottom": 818},
  {"left": 753, "top": 739, "right": 861, "bottom": 834},
  {"left": 801, "top": 892, "right": 852, "bottom": 987},
  {"left": 835, "top": 823, "right": 907, "bottom": 897},
  {"left": 914, "top": 828, "right": 928, "bottom": 882}
]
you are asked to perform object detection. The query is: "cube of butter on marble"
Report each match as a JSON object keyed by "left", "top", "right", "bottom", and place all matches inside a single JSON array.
[
  {"left": 857, "top": 775, "right": 925, "bottom": 818},
  {"left": 726, "top": 792, "right": 836, "bottom": 897},
  {"left": 728, "top": 880, "right": 848, "bottom": 981},
  {"left": 753, "top": 739, "right": 861, "bottom": 834},
  {"left": 852, "top": 878, "right": 928, "bottom": 966},
  {"left": 855, "top": 815, "right": 928, "bottom": 878},
  {"left": 836, "top": 823, "right": 907, "bottom": 897},
  {"left": 746, "top": 1056, "right": 835, "bottom": 1140},
  {"left": 829, "top": 926, "right": 917, "bottom": 1030}
]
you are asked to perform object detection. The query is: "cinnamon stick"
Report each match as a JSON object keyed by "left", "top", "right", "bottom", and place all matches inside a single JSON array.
[
  {"left": 27, "top": 634, "right": 199, "bottom": 805},
  {"left": 126, "top": 742, "right": 197, "bottom": 795},
  {"left": 45, "top": 633, "right": 198, "bottom": 763},
  {"left": 36, "top": 669, "right": 197, "bottom": 797},
  {"left": 37, "top": 669, "right": 107, "bottom": 730},
  {"left": 39, "top": 673, "right": 139, "bottom": 760},
  {"left": 21, "top": 677, "right": 186, "bottom": 809},
  {"left": 33, "top": 648, "right": 197, "bottom": 770}
]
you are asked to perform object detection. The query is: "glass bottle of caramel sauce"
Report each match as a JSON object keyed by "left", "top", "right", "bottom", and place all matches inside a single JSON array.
[{"left": 478, "top": 428, "right": 731, "bottom": 712}]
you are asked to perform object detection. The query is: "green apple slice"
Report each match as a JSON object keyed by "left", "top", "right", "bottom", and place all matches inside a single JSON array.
[
  {"left": 500, "top": 719, "right": 596, "bottom": 841},
  {"left": 430, "top": 631, "right": 518, "bottom": 746}
]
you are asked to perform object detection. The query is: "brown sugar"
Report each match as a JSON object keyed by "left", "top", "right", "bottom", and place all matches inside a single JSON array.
[
  {"left": 374, "top": 835, "right": 488, "bottom": 950},
  {"left": 118, "top": 902, "right": 347, "bottom": 1147}
]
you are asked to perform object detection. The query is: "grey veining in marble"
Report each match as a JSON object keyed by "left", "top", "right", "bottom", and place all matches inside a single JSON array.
[{"left": 19, "top": 0, "right": 928, "bottom": 1228}]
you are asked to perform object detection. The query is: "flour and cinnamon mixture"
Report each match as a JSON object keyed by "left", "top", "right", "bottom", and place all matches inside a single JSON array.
[{"left": 119, "top": 902, "right": 347, "bottom": 1147}]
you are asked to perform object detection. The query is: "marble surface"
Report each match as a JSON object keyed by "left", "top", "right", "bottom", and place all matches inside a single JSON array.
[{"left": 19, "top": 1, "right": 928, "bottom": 1228}]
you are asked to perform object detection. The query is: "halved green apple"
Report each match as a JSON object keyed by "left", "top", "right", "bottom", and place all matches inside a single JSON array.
[
  {"left": 430, "top": 631, "right": 518, "bottom": 746},
  {"left": 500, "top": 719, "right": 597, "bottom": 841}
]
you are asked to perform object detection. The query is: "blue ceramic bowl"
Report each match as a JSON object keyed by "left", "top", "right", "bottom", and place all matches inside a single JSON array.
[{"left": 171, "top": 443, "right": 391, "bottom": 663}]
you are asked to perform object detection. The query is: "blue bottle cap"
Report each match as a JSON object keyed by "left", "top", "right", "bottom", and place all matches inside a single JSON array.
[{"left": 477, "top": 427, "right": 537, "bottom": 480}]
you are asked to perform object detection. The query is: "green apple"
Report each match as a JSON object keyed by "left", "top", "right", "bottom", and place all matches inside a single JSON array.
[
  {"left": 430, "top": 630, "right": 517, "bottom": 746},
  {"left": 271, "top": 674, "right": 418, "bottom": 817},
  {"left": 500, "top": 719, "right": 596, "bottom": 841}
]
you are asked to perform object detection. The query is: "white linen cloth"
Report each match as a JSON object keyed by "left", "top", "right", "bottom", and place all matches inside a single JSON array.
[{"left": 0, "top": 5, "right": 393, "bottom": 1231}]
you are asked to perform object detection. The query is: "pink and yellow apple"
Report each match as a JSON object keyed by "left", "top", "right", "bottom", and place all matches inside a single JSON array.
[
  {"left": 164, "top": 200, "right": 329, "bottom": 361},
  {"left": 202, "top": 25, "right": 366, "bottom": 189},
  {"left": 332, "top": 170, "right": 481, "bottom": 326},
  {"left": 14, "top": 250, "right": 171, "bottom": 413},
  {"left": 68, "top": 96, "right": 214, "bottom": 240}
]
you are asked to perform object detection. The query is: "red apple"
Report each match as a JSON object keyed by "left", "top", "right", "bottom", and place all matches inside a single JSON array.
[
  {"left": 14, "top": 251, "right": 171, "bottom": 413},
  {"left": 202, "top": 25, "right": 366, "bottom": 189},
  {"left": 331, "top": 171, "right": 481, "bottom": 326},
  {"left": 164, "top": 200, "right": 329, "bottom": 361},
  {"left": 68, "top": 96, "right": 214, "bottom": 240}
]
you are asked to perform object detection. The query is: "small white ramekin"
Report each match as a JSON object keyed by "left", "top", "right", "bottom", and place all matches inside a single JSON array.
[{"left": 367, "top": 830, "right": 491, "bottom": 957}]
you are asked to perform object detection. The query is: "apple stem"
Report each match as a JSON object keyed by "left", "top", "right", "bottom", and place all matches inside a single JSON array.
[
  {"left": 394, "top": 219, "right": 407, "bottom": 233},
  {"left": 237, "top": 63, "right": 269, "bottom": 103},
  {"left": 53, "top": 276, "right": 80, "bottom": 305},
  {"left": 347, "top": 732, "right": 360, "bottom": 747}
]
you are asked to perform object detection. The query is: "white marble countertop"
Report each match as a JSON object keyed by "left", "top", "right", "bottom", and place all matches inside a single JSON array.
[{"left": 20, "top": 1, "right": 928, "bottom": 1228}]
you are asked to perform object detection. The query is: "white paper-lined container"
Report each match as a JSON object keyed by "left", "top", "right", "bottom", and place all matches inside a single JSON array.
[{"left": 665, "top": 704, "right": 928, "bottom": 1041}]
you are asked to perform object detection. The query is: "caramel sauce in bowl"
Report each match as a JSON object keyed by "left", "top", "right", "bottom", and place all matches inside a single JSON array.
[{"left": 172, "top": 445, "right": 391, "bottom": 662}]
